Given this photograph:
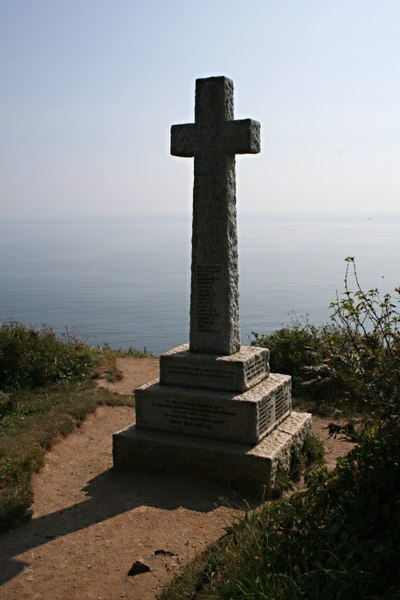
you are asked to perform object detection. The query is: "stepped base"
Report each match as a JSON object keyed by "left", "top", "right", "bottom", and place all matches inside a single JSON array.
[
  {"left": 160, "top": 344, "right": 269, "bottom": 392},
  {"left": 113, "top": 411, "right": 312, "bottom": 495},
  {"left": 136, "top": 373, "right": 291, "bottom": 445}
]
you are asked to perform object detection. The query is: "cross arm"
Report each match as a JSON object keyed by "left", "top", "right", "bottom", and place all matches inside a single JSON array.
[
  {"left": 171, "top": 123, "right": 197, "bottom": 157},
  {"left": 224, "top": 119, "right": 261, "bottom": 155},
  {"left": 171, "top": 118, "right": 260, "bottom": 157}
]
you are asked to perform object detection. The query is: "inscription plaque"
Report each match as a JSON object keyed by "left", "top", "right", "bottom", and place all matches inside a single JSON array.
[
  {"left": 135, "top": 374, "right": 292, "bottom": 445},
  {"left": 275, "top": 388, "right": 288, "bottom": 420},
  {"left": 257, "top": 383, "right": 291, "bottom": 438},
  {"left": 160, "top": 344, "right": 269, "bottom": 392},
  {"left": 258, "top": 397, "right": 274, "bottom": 434},
  {"left": 166, "top": 365, "right": 237, "bottom": 382},
  {"left": 197, "top": 265, "right": 222, "bottom": 333},
  {"left": 151, "top": 397, "right": 237, "bottom": 432},
  {"left": 244, "top": 354, "right": 266, "bottom": 383}
]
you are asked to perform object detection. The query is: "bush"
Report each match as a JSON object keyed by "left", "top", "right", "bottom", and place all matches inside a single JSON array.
[
  {"left": 0, "top": 380, "right": 131, "bottom": 531},
  {"left": 0, "top": 322, "right": 132, "bottom": 530},
  {"left": 0, "top": 322, "right": 100, "bottom": 390},
  {"left": 161, "top": 426, "right": 400, "bottom": 600},
  {"left": 252, "top": 259, "right": 400, "bottom": 421},
  {"left": 328, "top": 257, "right": 400, "bottom": 423},
  {"left": 0, "top": 391, "right": 13, "bottom": 418},
  {"left": 162, "top": 261, "right": 400, "bottom": 600},
  {"left": 274, "top": 434, "right": 325, "bottom": 496},
  {"left": 251, "top": 320, "right": 348, "bottom": 405}
]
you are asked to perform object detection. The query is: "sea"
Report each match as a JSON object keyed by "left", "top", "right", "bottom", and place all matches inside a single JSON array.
[{"left": 1, "top": 214, "right": 399, "bottom": 355}]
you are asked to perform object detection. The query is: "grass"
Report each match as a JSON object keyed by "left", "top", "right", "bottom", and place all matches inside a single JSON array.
[
  {"left": 94, "top": 343, "right": 155, "bottom": 382},
  {"left": 0, "top": 380, "right": 132, "bottom": 531},
  {"left": 2, "top": 265, "right": 400, "bottom": 598},
  {"left": 0, "top": 322, "right": 100, "bottom": 389},
  {"left": 251, "top": 320, "right": 349, "bottom": 413},
  {"left": 161, "top": 266, "right": 400, "bottom": 599},
  {"left": 160, "top": 429, "right": 400, "bottom": 599},
  {"left": 0, "top": 322, "right": 137, "bottom": 531}
]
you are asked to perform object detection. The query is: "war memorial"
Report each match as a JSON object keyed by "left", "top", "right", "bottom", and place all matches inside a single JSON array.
[{"left": 113, "top": 76, "right": 311, "bottom": 493}]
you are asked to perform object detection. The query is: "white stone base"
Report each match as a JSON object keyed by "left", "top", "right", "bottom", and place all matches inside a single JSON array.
[{"left": 113, "top": 411, "right": 312, "bottom": 495}]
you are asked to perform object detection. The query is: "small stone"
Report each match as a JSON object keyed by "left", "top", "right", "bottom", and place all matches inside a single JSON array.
[
  {"left": 154, "top": 549, "right": 176, "bottom": 557},
  {"left": 23, "top": 506, "right": 33, "bottom": 521},
  {"left": 127, "top": 561, "right": 151, "bottom": 577}
]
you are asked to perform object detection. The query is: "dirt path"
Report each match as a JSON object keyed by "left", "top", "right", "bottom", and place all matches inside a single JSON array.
[{"left": 0, "top": 358, "right": 354, "bottom": 600}]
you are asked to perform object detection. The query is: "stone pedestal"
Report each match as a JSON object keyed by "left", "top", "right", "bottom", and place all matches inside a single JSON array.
[
  {"left": 160, "top": 344, "right": 269, "bottom": 392},
  {"left": 113, "top": 343, "right": 309, "bottom": 494},
  {"left": 113, "top": 411, "right": 312, "bottom": 494},
  {"left": 112, "top": 77, "right": 312, "bottom": 495},
  {"left": 136, "top": 373, "right": 291, "bottom": 445}
]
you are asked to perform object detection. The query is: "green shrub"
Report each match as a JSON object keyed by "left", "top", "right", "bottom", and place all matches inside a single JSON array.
[
  {"left": 161, "top": 425, "right": 400, "bottom": 600},
  {"left": 251, "top": 320, "right": 347, "bottom": 403},
  {"left": 0, "top": 380, "right": 132, "bottom": 531},
  {"left": 0, "top": 322, "right": 136, "bottom": 530},
  {"left": 274, "top": 435, "right": 325, "bottom": 496},
  {"left": 162, "top": 261, "right": 400, "bottom": 600},
  {"left": 251, "top": 319, "right": 323, "bottom": 387},
  {"left": 302, "top": 434, "right": 325, "bottom": 467},
  {"left": 0, "top": 322, "right": 100, "bottom": 390},
  {"left": 0, "top": 391, "right": 14, "bottom": 418},
  {"left": 327, "top": 257, "right": 400, "bottom": 423},
  {"left": 252, "top": 259, "right": 400, "bottom": 421}
]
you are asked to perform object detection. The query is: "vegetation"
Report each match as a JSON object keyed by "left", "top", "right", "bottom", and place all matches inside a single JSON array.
[
  {"left": 96, "top": 343, "right": 153, "bottom": 383},
  {"left": 251, "top": 319, "right": 343, "bottom": 407},
  {"left": 100, "top": 341, "right": 154, "bottom": 359},
  {"left": 2, "top": 260, "right": 400, "bottom": 597},
  {"left": 252, "top": 258, "right": 400, "bottom": 419},
  {"left": 161, "top": 434, "right": 400, "bottom": 599},
  {"left": 0, "top": 321, "right": 100, "bottom": 389},
  {"left": 161, "top": 259, "right": 400, "bottom": 599},
  {"left": 0, "top": 322, "right": 132, "bottom": 531}
]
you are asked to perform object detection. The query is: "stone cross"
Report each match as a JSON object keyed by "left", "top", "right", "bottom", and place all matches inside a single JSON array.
[{"left": 171, "top": 76, "right": 260, "bottom": 355}]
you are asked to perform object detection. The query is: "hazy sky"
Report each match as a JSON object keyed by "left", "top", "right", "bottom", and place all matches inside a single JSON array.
[{"left": 1, "top": 0, "right": 399, "bottom": 218}]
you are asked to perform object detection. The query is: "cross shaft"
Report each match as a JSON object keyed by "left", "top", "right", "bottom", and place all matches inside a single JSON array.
[{"left": 171, "top": 76, "right": 260, "bottom": 355}]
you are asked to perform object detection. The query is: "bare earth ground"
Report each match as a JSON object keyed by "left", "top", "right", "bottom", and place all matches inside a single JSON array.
[{"left": 0, "top": 358, "right": 354, "bottom": 600}]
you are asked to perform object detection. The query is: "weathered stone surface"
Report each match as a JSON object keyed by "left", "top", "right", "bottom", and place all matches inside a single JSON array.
[
  {"left": 112, "top": 77, "right": 312, "bottom": 491},
  {"left": 113, "top": 411, "right": 312, "bottom": 494},
  {"left": 135, "top": 373, "right": 291, "bottom": 445},
  {"left": 171, "top": 76, "right": 260, "bottom": 355},
  {"left": 160, "top": 344, "right": 269, "bottom": 392}
]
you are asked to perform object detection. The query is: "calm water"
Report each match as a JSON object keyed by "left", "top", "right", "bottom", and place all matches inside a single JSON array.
[{"left": 1, "top": 215, "right": 399, "bottom": 355}]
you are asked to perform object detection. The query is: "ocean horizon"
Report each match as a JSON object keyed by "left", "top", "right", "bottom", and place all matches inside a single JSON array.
[{"left": 1, "top": 213, "right": 399, "bottom": 355}]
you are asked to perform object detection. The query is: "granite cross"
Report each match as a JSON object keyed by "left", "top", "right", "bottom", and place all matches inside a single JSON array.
[{"left": 171, "top": 76, "right": 260, "bottom": 355}]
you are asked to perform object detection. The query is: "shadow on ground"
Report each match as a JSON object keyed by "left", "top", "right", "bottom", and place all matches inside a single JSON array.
[{"left": 0, "top": 467, "right": 254, "bottom": 585}]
